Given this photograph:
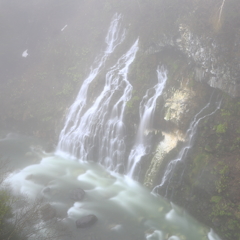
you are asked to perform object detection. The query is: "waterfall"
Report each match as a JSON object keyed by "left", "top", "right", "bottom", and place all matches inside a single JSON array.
[
  {"left": 57, "top": 13, "right": 139, "bottom": 172},
  {"left": 152, "top": 95, "right": 222, "bottom": 196},
  {"left": 92, "top": 39, "right": 139, "bottom": 171},
  {"left": 57, "top": 13, "right": 126, "bottom": 155},
  {"left": 127, "top": 67, "right": 167, "bottom": 179}
]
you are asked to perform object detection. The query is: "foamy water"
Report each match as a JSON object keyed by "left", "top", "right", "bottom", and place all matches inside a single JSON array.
[{"left": 4, "top": 143, "right": 219, "bottom": 240}]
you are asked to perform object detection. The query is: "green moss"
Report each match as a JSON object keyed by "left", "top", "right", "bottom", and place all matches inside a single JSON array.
[
  {"left": 212, "top": 164, "right": 229, "bottom": 194},
  {"left": 211, "top": 201, "right": 233, "bottom": 217},
  {"left": 210, "top": 196, "right": 222, "bottom": 204},
  {"left": 215, "top": 123, "right": 227, "bottom": 134},
  {"left": 226, "top": 219, "right": 239, "bottom": 230},
  {"left": 42, "top": 116, "right": 53, "bottom": 122},
  {"left": 126, "top": 95, "right": 140, "bottom": 109},
  {"left": 204, "top": 145, "right": 213, "bottom": 153},
  {"left": 220, "top": 109, "right": 231, "bottom": 117},
  {"left": 188, "top": 153, "right": 209, "bottom": 185},
  {"left": 236, "top": 127, "right": 240, "bottom": 134},
  {"left": 188, "top": 78, "right": 195, "bottom": 88},
  {"left": 164, "top": 109, "right": 172, "bottom": 121},
  {"left": 210, "top": 199, "right": 240, "bottom": 239},
  {"left": 56, "top": 83, "right": 73, "bottom": 96},
  {"left": 36, "top": 72, "right": 48, "bottom": 80}
]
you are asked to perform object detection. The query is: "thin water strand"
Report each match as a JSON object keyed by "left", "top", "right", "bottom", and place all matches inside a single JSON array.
[
  {"left": 152, "top": 97, "right": 222, "bottom": 194},
  {"left": 127, "top": 67, "right": 167, "bottom": 178}
]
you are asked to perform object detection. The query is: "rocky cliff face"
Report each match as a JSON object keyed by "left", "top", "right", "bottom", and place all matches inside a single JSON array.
[
  {"left": 141, "top": 65, "right": 240, "bottom": 240},
  {"left": 146, "top": 22, "right": 240, "bottom": 97},
  {"left": 136, "top": 1, "right": 240, "bottom": 239},
  {"left": 147, "top": 83, "right": 240, "bottom": 240},
  {"left": 1, "top": 0, "right": 240, "bottom": 239}
]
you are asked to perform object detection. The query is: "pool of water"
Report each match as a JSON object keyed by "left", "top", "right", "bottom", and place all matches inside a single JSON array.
[{"left": 1, "top": 134, "right": 221, "bottom": 240}]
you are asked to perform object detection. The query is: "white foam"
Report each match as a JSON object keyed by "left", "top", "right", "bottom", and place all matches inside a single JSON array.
[
  {"left": 208, "top": 229, "right": 222, "bottom": 240},
  {"left": 146, "top": 230, "right": 163, "bottom": 240},
  {"left": 168, "top": 236, "right": 180, "bottom": 240},
  {"left": 110, "top": 224, "right": 122, "bottom": 231},
  {"left": 5, "top": 153, "right": 221, "bottom": 240}
]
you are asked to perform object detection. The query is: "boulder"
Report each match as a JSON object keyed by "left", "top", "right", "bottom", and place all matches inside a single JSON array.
[
  {"left": 76, "top": 214, "right": 98, "bottom": 228},
  {"left": 42, "top": 186, "right": 51, "bottom": 194},
  {"left": 69, "top": 187, "right": 85, "bottom": 201},
  {"left": 41, "top": 203, "right": 56, "bottom": 221}
]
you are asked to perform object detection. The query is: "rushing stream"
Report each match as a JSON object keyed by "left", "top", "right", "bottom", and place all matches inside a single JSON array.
[{"left": 3, "top": 134, "right": 220, "bottom": 240}]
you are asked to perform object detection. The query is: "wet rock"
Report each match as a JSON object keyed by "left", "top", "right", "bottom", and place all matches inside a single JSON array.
[
  {"left": 41, "top": 203, "right": 56, "bottom": 221},
  {"left": 25, "top": 174, "right": 34, "bottom": 180},
  {"left": 147, "top": 23, "right": 240, "bottom": 97},
  {"left": 25, "top": 151, "right": 35, "bottom": 157},
  {"left": 45, "top": 142, "right": 55, "bottom": 153},
  {"left": 42, "top": 186, "right": 51, "bottom": 194},
  {"left": 212, "top": 218, "right": 221, "bottom": 227},
  {"left": 108, "top": 223, "right": 122, "bottom": 231},
  {"left": 144, "top": 131, "right": 184, "bottom": 188},
  {"left": 76, "top": 214, "right": 98, "bottom": 228},
  {"left": 69, "top": 187, "right": 85, "bottom": 201},
  {"left": 164, "top": 88, "right": 196, "bottom": 128}
]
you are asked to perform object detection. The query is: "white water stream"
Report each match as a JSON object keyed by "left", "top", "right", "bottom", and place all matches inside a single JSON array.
[
  {"left": 58, "top": 39, "right": 138, "bottom": 169},
  {"left": 57, "top": 13, "right": 139, "bottom": 173},
  {"left": 57, "top": 13, "right": 126, "bottom": 158},
  {"left": 3, "top": 139, "right": 219, "bottom": 240},
  {"left": 127, "top": 67, "right": 167, "bottom": 178}
]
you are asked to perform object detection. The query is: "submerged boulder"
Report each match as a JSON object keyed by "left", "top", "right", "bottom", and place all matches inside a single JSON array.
[
  {"left": 69, "top": 187, "right": 85, "bottom": 201},
  {"left": 76, "top": 214, "right": 98, "bottom": 228},
  {"left": 41, "top": 203, "right": 56, "bottom": 221}
]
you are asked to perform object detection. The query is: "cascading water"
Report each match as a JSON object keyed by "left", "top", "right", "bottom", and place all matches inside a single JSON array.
[
  {"left": 57, "top": 13, "right": 126, "bottom": 156},
  {"left": 68, "top": 39, "right": 138, "bottom": 169},
  {"left": 152, "top": 94, "right": 222, "bottom": 196},
  {"left": 127, "top": 67, "right": 167, "bottom": 178},
  {"left": 57, "top": 13, "right": 139, "bottom": 172},
  {"left": 97, "top": 39, "right": 138, "bottom": 171}
]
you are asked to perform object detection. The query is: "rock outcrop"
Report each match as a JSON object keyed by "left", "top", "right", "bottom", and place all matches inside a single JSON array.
[{"left": 76, "top": 215, "right": 98, "bottom": 228}]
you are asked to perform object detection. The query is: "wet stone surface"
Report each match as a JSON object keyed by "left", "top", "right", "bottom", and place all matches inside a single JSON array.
[
  {"left": 76, "top": 214, "right": 98, "bottom": 228},
  {"left": 69, "top": 187, "right": 85, "bottom": 201}
]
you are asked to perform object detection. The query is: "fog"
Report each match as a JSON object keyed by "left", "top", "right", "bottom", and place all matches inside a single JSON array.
[{"left": 1, "top": 0, "right": 240, "bottom": 240}]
